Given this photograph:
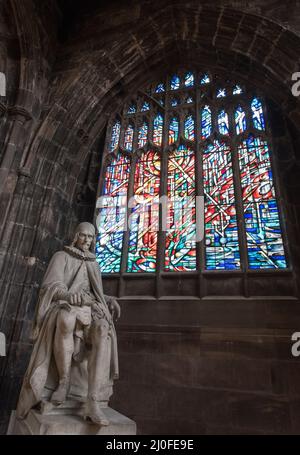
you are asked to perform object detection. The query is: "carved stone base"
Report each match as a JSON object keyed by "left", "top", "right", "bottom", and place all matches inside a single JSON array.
[{"left": 7, "top": 404, "right": 137, "bottom": 435}]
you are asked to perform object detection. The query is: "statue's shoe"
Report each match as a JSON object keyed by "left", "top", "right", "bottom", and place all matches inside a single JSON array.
[
  {"left": 51, "top": 382, "right": 68, "bottom": 405},
  {"left": 83, "top": 399, "right": 110, "bottom": 426}
]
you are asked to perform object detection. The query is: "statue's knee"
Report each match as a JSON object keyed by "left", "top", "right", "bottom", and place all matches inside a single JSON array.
[
  {"left": 91, "top": 319, "right": 109, "bottom": 338},
  {"left": 56, "top": 310, "right": 75, "bottom": 335}
]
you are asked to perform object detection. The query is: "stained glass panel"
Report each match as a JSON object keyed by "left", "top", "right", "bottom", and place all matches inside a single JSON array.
[
  {"left": 203, "top": 141, "right": 240, "bottom": 269},
  {"left": 109, "top": 120, "right": 121, "bottom": 152},
  {"left": 127, "top": 104, "right": 136, "bottom": 114},
  {"left": 171, "top": 98, "right": 179, "bottom": 107},
  {"left": 217, "top": 88, "right": 226, "bottom": 98},
  {"left": 184, "top": 115, "right": 195, "bottom": 141},
  {"left": 238, "top": 136, "right": 286, "bottom": 268},
  {"left": 184, "top": 72, "right": 194, "bottom": 87},
  {"left": 155, "top": 83, "right": 165, "bottom": 93},
  {"left": 251, "top": 97, "right": 265, "bottom": 130},
  {"left": 186, "top": 96, "right": 194, "bottom": 104},
  {"left": 96, "top": 153, "right": 130, "bottom": 272},
  {"left": 127, "top": 150, "right": 161, "bottom": 272},
  {"left": 153, "top": 114, "right": 164, "bottom": 146},
  {"left": 141, "top": 101, "right": 150, "bottom": 112},
  {"left": 201, "top": 105, "right": 212, "bottom": 139},
  {"left": 170, "top": 75, "right": 180, "bottom": 90},
  {"left": 124, "top": 124, "right": 134, "bottom": 151},
  {"left": 218, "top": 110, "right": 229, "bottom": 135},
  {"left": 235, "top": 105, "right": 246, "bottom": 135},
  {"left": 138, "top": 122, "right": 148, "bottom": 148},
  {"left": 233, "top": 85, "right": 243, "bottom": 95},
  {"left": 169, "top": 117, "right": 179, "bottom": 144},
  {"left": 165, "top": 145, "right": 196, "bottom": 271},
  {"left": 200, "top": 74, "right": 210, "bottom": 84}
]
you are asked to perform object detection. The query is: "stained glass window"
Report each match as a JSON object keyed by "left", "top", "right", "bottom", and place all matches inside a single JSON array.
[
  {"left": 127, "top": 150, "right": 161, "bottom": 272},
  {"left": 141, "top": 101, "right": 150, "bottom": 112},
  {"left": 155, "top": 83, "right": 165, "bottom": 93},
  {"left": 238, "top": 136, "right": 286, "bottom": 268},
  {"left": 127, "top": 104, "right": 136, "bottom": 114},
  {"left": 200, "top": 74, "right": 210, "bottom": 84},
  {"left": 251, "top": 97, "right": 265, "bottom": 130},
  {"left": 169, "top": 117, "right": 179, "bottom": 144},
  {"left": 203, "top": 141, "right": 240, "bottom": 269},
  {"left": 235, "top": 105, "right": 246, "bottom": 135},
  {"left": 233, "top": 85, "right": 243, "bottom": 95},
  {"left": 170, "top": 75, "right": 180, "bottom": 90},
  {"left": 184, "top": 72, "right": 194, "bottom": 87},
  {"left": 124, "top": 124, "right": 134, "bottom": 151},
  {"left": 217, "top": 88, "right": 226, "bottom": 98},
  {"left": 138, "top": 122, "right": 148, "bottom": 148},
  {"left": 218, "top": 110, "right": 229, "bottom": 135},
  {"left": 98, "top": 71, "right": 288, "bottom": 278},
  {"left": 110, "top": 120, "right": 121, "bottom": 152},
  {"left": 184, "top": 115, "right": 195, "bottom": 141},
  {"left": 96, "top": 153, "right": 130, "bottom": 272},
  {"left": 165, "top": 146, "right": 196, "bottom": 271},
  {"left": 201, "top": 105, "right": 212, "bottom": 139},
  {"left": 153, "top": 114, "right": 164, "bottom": 146}
]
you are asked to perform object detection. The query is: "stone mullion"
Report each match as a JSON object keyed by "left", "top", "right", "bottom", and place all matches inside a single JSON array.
[
  {"left": 156, "top": 98, "right": 168, "bottom": 297},
  {"left": 118, "top": 149, "right": 136, "bottom": 296},
  {"left": 196, "top": 89, "right": 205, "bottom": 296},
  {"left": 231, "top": 129, "right": 250, "bottom": 296}
]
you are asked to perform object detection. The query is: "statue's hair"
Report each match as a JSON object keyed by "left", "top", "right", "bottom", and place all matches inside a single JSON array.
[{"left": 71, "top": 222, "right": 96, "bottom": 253}]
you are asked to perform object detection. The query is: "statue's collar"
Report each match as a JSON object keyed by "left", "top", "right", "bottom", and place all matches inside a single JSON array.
[{"left": 64, "top": 245, "right": 96, "bottom": 262}]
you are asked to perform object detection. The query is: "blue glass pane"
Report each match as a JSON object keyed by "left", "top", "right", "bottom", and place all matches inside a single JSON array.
[
  {"left": 138, "top": 122, "right": 148, "bottom": 148},
  {"left": 127, "top": 104, "right": 136, "bottom": 114},
  {"left": 235, "top": 105, "right": 247, "bottom": 135},
  {"left": 200, "top": 74, "right": 210, "bottom": 84},
  {"left": 201, "top": 105, "right": 212, "bottom": 139},
  {"left": 233, "top": 85, "right": 243, "bottom": 95},
  {"left": 184, "top": 115, "right": 194, "bottom": 141},
  {"left": 155, "top": 83, "right": 165, "bottom": 93},
  {"left": 109, "top": 121, "right": 121, "bottom": 152},
  {"left": 169, "top": 117, "right": 179, "bottom": 144},
  {"left": 218, "top": 110, "right": 229, "bottom": 135},
  {"left": 217, "top": 88, "right": 226, "bottom": 98},
  {"left": 251, "top": 98, "right": 265, "bottom": 130},
  {"left": 170, "top": 75, "right": 180, "bottom": 90},
  {"left": 141, "top": 101, "right": 150, "bottom": 112},
  {"left": 184, "top": 72, "right": 194, "bottom": 87}
]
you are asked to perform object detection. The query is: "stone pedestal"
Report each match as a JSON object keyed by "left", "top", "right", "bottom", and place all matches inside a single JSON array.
[{"left": 7, "top": 401, "right": 136, "bottom": 435}]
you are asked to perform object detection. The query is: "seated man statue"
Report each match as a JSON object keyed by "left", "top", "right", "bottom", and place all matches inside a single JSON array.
[{"left": 16, "top": 222, "right": 120, "bottom": 426}]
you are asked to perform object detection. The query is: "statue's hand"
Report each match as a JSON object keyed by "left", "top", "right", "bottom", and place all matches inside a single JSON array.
[
  {"left": 108, "top": 298, "right": 121, "bottom": 320},
  {"left": 69, "top": 292, "right": 83, "bottom": 306}
]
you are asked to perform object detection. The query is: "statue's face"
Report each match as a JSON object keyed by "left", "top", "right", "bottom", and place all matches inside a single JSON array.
[{"left": 75, "top": 228, "right": 94, "bottom": 252}]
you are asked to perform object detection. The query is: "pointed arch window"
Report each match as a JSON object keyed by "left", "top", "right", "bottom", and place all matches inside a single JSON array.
[
  {"left": 153, "top": 114, "right": 164, "bottom": 146},
  {"left": 96, "top": 70, "right": 288, "bottom": 279},
  {"left": 235, "top": 105, "right": 247, "bottom": 135},
  {"left": 124, "top": 124, "right": 134, "bottom": 151},
  {"left": 138, "top": 122, "right": 148, "bottom": 148},
  {"left": 169, "top": 117, "right": 179, "bottom": 144},
  {"left": 251, "top": 97, "right": 265, "bottom": 130}
]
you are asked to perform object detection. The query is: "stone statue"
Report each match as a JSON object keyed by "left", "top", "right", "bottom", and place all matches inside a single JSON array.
[{"left": 16, "top": 222, "right": 121, "bottom": 427}]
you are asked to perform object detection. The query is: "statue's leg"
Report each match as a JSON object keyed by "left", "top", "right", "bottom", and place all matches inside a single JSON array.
[
  {"left": 84, "top": 319, "right": 110, "bottom": 426},
  {"left": 51, "top": 309, "right": 77, "bottom": 404}
]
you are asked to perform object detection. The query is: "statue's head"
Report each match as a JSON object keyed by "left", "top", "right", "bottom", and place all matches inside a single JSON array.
[{"left": 71, "top": 222, "right": 96, "bottom": 253}]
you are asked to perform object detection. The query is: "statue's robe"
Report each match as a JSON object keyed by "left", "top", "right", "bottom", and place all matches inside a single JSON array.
[{"left": 16, "top": 247, "right": 118, "bottom": 419}]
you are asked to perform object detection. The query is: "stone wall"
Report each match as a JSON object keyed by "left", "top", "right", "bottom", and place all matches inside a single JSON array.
[{"left": 0, "top": 0, "right": 300, "bottom": 434}]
